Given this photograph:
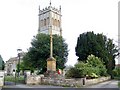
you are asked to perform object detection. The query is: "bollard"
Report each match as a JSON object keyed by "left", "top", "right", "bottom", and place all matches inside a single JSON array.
[{"left": 83, "top": 78, "right": 86, "bottom": 85}]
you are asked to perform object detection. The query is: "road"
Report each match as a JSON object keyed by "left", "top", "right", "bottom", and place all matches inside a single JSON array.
[
  {"left": 85, "top": 80, "right": 119, "bottom": 88},
  {"left": 1, "top": 81, "right": 63, "bottom": 89},
  {"left": 1, "top": 80, "right": 119, "bottom": 90}
]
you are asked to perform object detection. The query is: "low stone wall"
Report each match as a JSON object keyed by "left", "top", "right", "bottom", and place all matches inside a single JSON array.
[
  {"left": 26, "top": 75, "right": 110, "bottom": 87},
  {"left": 25, "top": 75, "right": 44, "bottom": 85},
  {"left": 85, "top": 77, "right": 110, "bottom": 86},
  {"left": 41, "top": 77, "right": 110, "bottom": 87},
  {"left": 42, "top": 78, "right": 83, "bottom": 87}
]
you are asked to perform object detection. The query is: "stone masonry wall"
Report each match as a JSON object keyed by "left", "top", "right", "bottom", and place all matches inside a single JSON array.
[
  {"left": 26, "top": 75, "right": 110, "bottom": 87},
  {"left": 41, "top": 77, "right": 110, "bottom": 87}
]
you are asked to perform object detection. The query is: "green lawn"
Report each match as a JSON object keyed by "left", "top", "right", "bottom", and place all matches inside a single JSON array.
[{"left": 4, "top": 75, "right": 25, "bottom": 84}]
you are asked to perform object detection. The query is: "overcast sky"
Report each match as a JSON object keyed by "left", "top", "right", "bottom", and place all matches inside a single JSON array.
[{"left": 0, "top": 0, "right": 119, "bottom": 66}]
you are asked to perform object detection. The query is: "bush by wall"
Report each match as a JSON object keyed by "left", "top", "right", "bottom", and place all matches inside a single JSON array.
[
  {"left": 112, "top": 67, "right": 120, "bottom": 78},
  {"left": 65, "top": 55, "right": 107, "bottom": 78}
]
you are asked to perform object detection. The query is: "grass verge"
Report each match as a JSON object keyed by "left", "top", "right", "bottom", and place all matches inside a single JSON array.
[{"left": 4, "top": 75, "right": 25, "bottom": 84}]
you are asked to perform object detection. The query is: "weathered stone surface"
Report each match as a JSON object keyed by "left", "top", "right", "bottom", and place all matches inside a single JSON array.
[
  {"left": 47, "top": 57, "right": 56, "bottom": 71},
  {"left": 0, "top": 71, "right": 4, "bottom": 86},
  {"left": 26, "top": 75, "right": 42, "bottom": 85},
  {"left": 25, "top": 75, "right": 110, "bottom": 87},
  {"left": 41, "top": 77, "right": 110, "bottom": 87}
]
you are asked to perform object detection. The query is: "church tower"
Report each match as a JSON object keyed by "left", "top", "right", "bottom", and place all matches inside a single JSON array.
[{"left": 38, "top": 2, "right": 62, "bottom": 36}]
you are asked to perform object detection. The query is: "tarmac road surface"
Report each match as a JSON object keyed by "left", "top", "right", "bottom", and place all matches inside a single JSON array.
[{"left": 1, "top": 80, "right": 119, "bottom": 90}]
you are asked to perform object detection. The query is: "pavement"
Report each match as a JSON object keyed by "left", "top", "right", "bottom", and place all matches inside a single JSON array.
[
  {"left": 4, "top": 84, "right": 63, "bottom": 88},
  {"left": 3, "top": 81, "right": 63, "bottom": 88},
  {"left": 85, "top": 80, "right": 119, "bottom": 88}
]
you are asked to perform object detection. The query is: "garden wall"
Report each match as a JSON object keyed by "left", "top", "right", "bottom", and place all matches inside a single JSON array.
[{"left": 25, "top": 75, "right": 110, "bottom": 87}]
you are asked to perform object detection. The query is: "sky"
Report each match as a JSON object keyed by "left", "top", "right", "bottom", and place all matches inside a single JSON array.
[{"left": 0, "top": 0, "right": 119, "bottom": 66}]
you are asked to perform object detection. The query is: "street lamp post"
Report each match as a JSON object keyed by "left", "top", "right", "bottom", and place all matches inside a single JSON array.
[{"left": 17, "top": 49, "right": 22, "bottom": 77}]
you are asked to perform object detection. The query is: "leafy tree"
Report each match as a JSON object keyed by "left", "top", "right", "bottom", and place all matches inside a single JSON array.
[
  {"left": 75, "top": 31, "right": 118, "bottom": 76},
  {"left": 22, "top": 33, "right": 68, "bottom": 73},
  {"left": 16, "top": 61, "right": 34, "bottom": 74},
  {"left": 0, "top": 55, "right": 4, "bottom": 70},
  {"left": 75, "top": 31, "right": 97, "bottom": 62},
  {"left": 105, "top": 39, "right": 117, "bottom": 76}
]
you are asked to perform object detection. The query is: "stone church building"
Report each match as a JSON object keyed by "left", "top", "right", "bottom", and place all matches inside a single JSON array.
[{"left": 5, "top": 2, "right": 63, "bottom": 75}]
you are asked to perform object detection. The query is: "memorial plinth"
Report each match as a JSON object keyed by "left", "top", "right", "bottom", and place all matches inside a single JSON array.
[{"left": 47, "top": 57, "right": 56, "bottom": 71}]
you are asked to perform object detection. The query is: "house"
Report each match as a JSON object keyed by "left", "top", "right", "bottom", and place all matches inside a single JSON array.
[{"left": 4, "top": 52, "right": 25, "bottom": 75}]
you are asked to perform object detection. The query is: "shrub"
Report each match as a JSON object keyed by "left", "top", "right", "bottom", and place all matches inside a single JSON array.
[
  {"left": 66, "top": 62, "right": 88, "bottom": 78},
  {"left": 65, "top": 67, "right": 80, "bottom": 78},
  {"left": 118, "top": 82, "right": 120, "bottom": 87},
  {"left": 75, "top": 61, "right": 88, "bottom": 77},
  {"left": 112, "top": 67, "right": 120, "bottom": 77},
  {"left": 66, "top": 55, "right": 107, "bottom": 78},
  {"left": 90, "top": 73, "right": 98, "bottom": 78},
  {"left": 87, "top": 54, "right": 107, "bottom": 76}
]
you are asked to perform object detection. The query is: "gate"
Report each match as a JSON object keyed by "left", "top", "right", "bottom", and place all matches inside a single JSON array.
[{"left": 4, "top": 71, "right": 25, "bottom": 85}]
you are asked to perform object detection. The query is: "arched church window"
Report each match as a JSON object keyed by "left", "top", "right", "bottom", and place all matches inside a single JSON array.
[
  {"left": 47, "top": 17, "right": 49, "bottom": 25},
  {"left": 52, "top": 18, "right": 54, "bottom": 25},
  {"left": 55, "top": 19, "right": 57, "bottom": 26},
  {"left": 53, "top": 18, "right": 56, "bottom": 26},
  {"left": 58, "top": 20, "right": 60, "bottom": 27},
  {"left": 44, "top": 19, "right": 46, "bottom": 26},
  {"left": 41, "top": 20, "right": 43, "bottom": 27}
]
